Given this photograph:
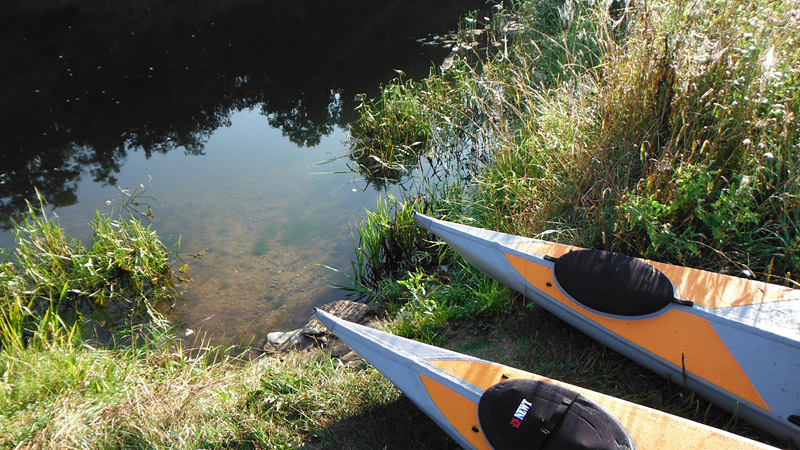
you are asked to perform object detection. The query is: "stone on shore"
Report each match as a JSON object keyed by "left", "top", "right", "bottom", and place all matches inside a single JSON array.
[
  {"left": 303, "top": 299, "right": 370, "bottom": 336},
  {"left": 262, "top": 299, "right": 373, "bottom": 359},
  {"left": 265, "top": 328, "right": 313, "bottom": 352}
]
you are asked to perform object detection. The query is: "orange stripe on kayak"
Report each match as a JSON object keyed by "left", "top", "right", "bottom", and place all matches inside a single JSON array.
[
  {"left": 429, "top": 360, "right": 776, "bottom": 450},
  {"left": 505, "top": 252, "right": 770, "bottom": 411},
  {"left": 418, "top": 373, "right": 492, "bottom": 450},
  {"left": 650, "top": 261, "right": 798, "bottom": 309},
  {"left": 514, "top": 242, "right": 799, "bottom": 309}
]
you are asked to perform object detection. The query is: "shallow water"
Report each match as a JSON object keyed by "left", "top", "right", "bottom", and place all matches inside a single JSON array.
[
  {"left": 4, "top": 108, "right": 380, "bottom": 347},
  {"left": 122, "top": 110, "right": 380, "bottom": 346}
]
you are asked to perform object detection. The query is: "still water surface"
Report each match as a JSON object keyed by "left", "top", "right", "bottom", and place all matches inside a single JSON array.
[
  {"left": 3, "top": 107, "right": 376, "bottom": 347},
  {"left": 106, "top": 111, "right": 375, "bottom": 345},
  {"left": 0, "top": 0, "right": 491, "bottom": 347}
]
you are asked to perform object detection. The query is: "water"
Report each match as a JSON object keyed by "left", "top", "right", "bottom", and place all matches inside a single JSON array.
[
  {"left": 96, "top": 111, "right": 374, "bottom": 346},
  {"left": 0, "top": 0, "right": 491, "bottom": 347}
]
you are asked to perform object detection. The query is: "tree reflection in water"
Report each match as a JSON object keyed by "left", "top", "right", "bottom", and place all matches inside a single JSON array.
[{"left": 0, "top": 0, "right": 490, "bottom": 229}]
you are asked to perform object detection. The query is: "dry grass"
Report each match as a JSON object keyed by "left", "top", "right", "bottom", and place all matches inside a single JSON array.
[{"left": 2, "top": 343, "right": 407, "bottom": 450}]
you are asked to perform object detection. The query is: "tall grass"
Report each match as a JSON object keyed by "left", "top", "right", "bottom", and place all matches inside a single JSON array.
[
  {"left": 605, "top": 0, "right": 800, "bottom": 280},
  {"left": 340, "top": 195, "right": 442, "bottom": 296},
  {"left": 349, "top": 0, "right": 800, "bottom": 284}
]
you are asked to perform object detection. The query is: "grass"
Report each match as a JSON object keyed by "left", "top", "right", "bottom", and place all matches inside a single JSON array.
[
  {"left": 1, "top": 193, "right": 177, "bottom": 348},
  {"left": 0, "top": 193, "right": 179, "bottom": 446},
  {"left": 339, "top": 0, "right": 799, "bottom": 448},
  {"left": 350, "top": 0, "right": 800, "bottom": 280},
  {"left": 0, "top": 339, "right": 421, "bottom": 449}
]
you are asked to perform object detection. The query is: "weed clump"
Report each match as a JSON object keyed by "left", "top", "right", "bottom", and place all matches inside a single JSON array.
[{"left": 0, "top": 193, "right": 179, "bottom": 350}]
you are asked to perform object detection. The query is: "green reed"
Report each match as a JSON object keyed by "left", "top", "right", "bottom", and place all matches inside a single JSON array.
[
  {"left": 0, "top": 192, "right": 179, "bottom": 351},
  {"left": 343, "top": 195, "right": 443, "bottom": 295}
]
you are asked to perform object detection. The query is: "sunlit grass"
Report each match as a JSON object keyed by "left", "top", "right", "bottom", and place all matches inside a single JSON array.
[
  {"left": 335, "top": 194, "right": 440, "bottom": 298},
  {"left": 0, "top": 195, "right": 405, "bottom": 449},
  {"left": 1, "top": 193, "right": 178, "bottom": 351},
  {"left": 349, "top": 0, "right": 800, "bottom": 283},
  {"left": 342, "top": 0, "right": 798, "bottom": 447},
  {"left": 0, "top": 340, "right": 400, "bottom": 449}
]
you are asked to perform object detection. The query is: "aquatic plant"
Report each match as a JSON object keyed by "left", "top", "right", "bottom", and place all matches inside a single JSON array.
[{"left": 0, "top": 193, "right": 179, "bottom": 350}]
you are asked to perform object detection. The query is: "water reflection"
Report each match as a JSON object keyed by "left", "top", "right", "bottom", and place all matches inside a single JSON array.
[
  {"left": 1, "top": 0, "right": 497, "bottom": 348},
  {"left": 0, "top": 0, "right": 490, "bottom": 229},
  {"left": 139, "top": 111, "right": 374, "bottom": 347}
]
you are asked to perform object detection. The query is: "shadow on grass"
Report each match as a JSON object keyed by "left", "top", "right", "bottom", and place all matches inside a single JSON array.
[
  {"left": 442, "top": 301, "right": 793, "bottom": 449},
  {"left": 303, "top": 395, "right": 461, "bottom": 450}
]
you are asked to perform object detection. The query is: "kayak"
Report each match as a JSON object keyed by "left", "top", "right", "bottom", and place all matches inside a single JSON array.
[
  {"left": 413, "top": 212, "right": 800, "bottom": 447},
  {"left": 314, "top": 308, "right": 780, "bottom": 449}
]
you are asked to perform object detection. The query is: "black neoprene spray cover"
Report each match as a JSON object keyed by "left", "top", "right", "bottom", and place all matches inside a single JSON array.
[
  {"left": 553, "top": 249, "right": 675, "bottom": 316},
  {"left": 478, "top": 379, "right": 636, "bottom": 450}
]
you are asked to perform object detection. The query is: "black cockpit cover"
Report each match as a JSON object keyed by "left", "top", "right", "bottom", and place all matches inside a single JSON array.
[
  {"left": 478, "top": 379, "right": 635, "bottom": 450},
  {"left": 553, "top": 249, "right": 674, "bottom": 316}
]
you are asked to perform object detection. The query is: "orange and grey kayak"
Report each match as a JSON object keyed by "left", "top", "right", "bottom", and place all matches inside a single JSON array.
[
  {"left": 314, "top": 308, "right": 780, "bottom": 449},
  {"left": 413, "top": 212, "right": 800, "bottom": 447}
]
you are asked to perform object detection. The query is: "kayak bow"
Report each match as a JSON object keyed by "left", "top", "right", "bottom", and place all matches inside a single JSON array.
[
  {"left": 314, "top": 308, "right": 779, "bottom": 449},
  {"left": 413, "top": 212, "right": 800, "bottom": 446}
]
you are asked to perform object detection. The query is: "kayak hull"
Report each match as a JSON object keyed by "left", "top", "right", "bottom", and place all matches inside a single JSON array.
[
  {"left": 413, "top": 212, "right": 800, "bottom": 446},
  {"left": 314, "top": 308, "right": 779, "bottom": 449}
]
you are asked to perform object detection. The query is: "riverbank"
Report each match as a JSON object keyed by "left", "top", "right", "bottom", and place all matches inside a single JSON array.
[
  {"left": 341, "top": 0, "right": 798, "bottom": 446},
  {"left": 2, "top": 0, "right": 798, "bottom": 448},
  {"left": 0, "top": 203, "right": 793, "bottom": 449}
]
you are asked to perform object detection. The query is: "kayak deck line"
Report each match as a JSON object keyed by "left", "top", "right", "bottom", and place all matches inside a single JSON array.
[
  {"left": 313, "top": 308, "right": 492, "bottom": 449},
  {"left": 314, "top": 308, "right": 781, "bottom": 450},
  {"left": 412, "top": 212, "right": 800, "bottom": 446}
]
